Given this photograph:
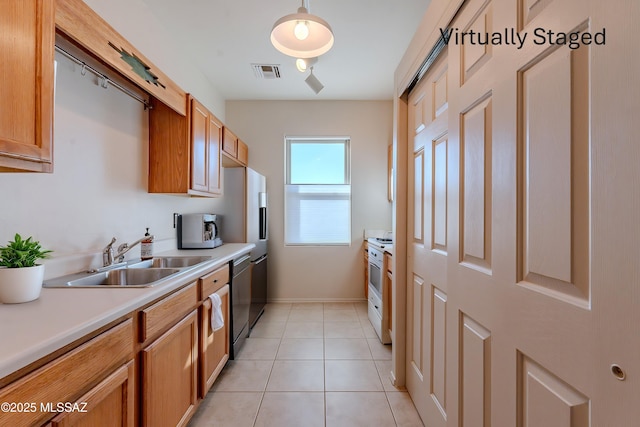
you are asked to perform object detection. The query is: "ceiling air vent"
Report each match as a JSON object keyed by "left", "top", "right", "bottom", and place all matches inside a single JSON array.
[{"left": 252, "top": 64, "right": 281, "bottom": 79}]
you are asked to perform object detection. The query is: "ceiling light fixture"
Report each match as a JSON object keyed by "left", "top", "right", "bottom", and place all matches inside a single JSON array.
[
  {"left": 270, "top": 0, "right": 334, "bottom": 58},
  {"left": 305, "top": 66, "right": 324, "bottom": 94},
  {"left": 296, "top": 57, "right": 318, "bottom": 73}
]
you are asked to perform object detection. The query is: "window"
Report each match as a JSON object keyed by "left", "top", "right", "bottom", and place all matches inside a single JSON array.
[{"left": 285, "top": 137, "right": 351, "bottom": 245}]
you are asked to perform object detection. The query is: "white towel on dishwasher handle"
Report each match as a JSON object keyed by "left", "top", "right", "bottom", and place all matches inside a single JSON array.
[{"left": 209, "top": 293, "right": 224, "bottom": 331}]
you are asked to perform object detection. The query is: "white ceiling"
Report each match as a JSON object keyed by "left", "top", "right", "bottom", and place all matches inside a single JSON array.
[{"left": 138, "top": 0, "right": 431, "bottom": 100}]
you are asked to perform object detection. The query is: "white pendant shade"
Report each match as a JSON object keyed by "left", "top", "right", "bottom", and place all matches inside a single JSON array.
[{"left": 271, "top": 7, "right": 334, "bottom": 58}]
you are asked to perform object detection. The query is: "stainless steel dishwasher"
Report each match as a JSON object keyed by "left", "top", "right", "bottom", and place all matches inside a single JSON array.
[
  {"left": 229, "top": 254, "right": 251, "bottom": 359},
  {"left": 249, "top": 253, "right": 267, "bottom": 331}
]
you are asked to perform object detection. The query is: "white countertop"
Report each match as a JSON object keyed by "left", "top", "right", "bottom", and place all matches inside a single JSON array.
[{"left": 0, "top": 243, "right": 254, "bottom": 381}]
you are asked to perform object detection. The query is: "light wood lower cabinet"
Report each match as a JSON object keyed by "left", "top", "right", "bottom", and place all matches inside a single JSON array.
[
  {"left": 199, "top": 284, "right": 230, "bottom": 397},
  {"left": 0, "top": 319, "right": 133, "bottom": 426},
  {"left": 140, "top": 282, "right": 198, "bottom": 343},
  {"left": 142, "top": 310, "right": 198, "bottom": 427},
  {"left": 199, "top": 264, "right": 230, "bottom": 397},
  {"left": 0, "top": 263, "right": 236, "bottom": 427},
  {"left": 48, "top": 361, "right": 135, "bottom": 427}
]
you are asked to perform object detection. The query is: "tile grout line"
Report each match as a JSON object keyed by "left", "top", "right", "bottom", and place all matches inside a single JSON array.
[
  {"left": 220, "top": 302, "right": 396, "bottom": 427},
  {"left": 323, "top": 303, "right": 327, "bottom": 427},
  {"left": 252, "top": 305, "right": 291, "bottom": 427}
]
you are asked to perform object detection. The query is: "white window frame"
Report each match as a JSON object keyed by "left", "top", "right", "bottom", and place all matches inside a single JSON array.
[{"left": 284, "top": 137, "right": 351, "bottom": 246}]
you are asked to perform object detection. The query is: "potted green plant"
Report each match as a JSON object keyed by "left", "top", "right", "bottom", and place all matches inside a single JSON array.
[{"left": 0, "top": 234, "right": 52, "bottom": 303}]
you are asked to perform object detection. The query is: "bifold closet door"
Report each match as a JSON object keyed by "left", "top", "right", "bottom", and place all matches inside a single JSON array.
[{"left": 405, "top": 0, "right": 639, "bottom": 425}]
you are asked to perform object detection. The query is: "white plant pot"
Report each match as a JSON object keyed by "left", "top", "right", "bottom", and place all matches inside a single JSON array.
[{"left": 0, "top": 264, "right": 44, "bottom": 304}]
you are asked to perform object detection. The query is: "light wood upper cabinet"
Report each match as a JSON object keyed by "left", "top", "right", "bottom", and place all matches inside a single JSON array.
[
  {"left": 191, "top": 102, "right": 209, "bottom": 193},
  {"left": 0, "top": 0, "right": 55, "bottom": 172},
  {"left": 237, "top": 139, "right": 249, "bottom": 166},
  {"left": 55, "top": 0, "right": 186, "bottom": 116},
  {"left": 149, "top": 96, "right": 222, "bottom": 197},
  {"left": 222, "top": 127, "right": 238, "bottom": 158},
  {"left": 190, "top": 99, "right": 222, "bottom": 195},
  {"left": 207, "top": 114, "right": 223, "bottom": 193},
  {"left": 222, "top": 127, "right": 248, "bottom": 167}
]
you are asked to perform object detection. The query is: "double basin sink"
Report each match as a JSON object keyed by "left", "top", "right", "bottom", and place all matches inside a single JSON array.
[{"left": 43, "top": 256, "right": 215, "bottom": 288}]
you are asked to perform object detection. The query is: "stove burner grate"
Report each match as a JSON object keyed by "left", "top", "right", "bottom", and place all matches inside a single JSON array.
[{"left": 375, "top": 238, "right": 393, "bottom": 243}]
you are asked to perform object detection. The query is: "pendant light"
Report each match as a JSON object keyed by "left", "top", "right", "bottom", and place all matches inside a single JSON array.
[{"left": 270, "top": 0, "right": 334, "bottom": 58}]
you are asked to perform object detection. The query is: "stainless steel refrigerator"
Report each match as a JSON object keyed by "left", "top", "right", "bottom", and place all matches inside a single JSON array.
[{"left": 221, "top": 167, "right": 268, "bottom": 332}]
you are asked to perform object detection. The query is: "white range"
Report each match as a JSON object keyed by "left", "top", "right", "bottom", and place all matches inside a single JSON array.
[{"left": 367, "top": 237, "right": 393, "bottom": 344}]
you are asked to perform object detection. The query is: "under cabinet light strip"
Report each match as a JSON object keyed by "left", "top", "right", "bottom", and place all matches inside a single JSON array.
[{"left": 54, "top": 45, "right": 152, "bottom": 110}]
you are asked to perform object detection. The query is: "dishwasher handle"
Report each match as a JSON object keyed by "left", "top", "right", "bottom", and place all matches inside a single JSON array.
[
  {"left": 233, "top": 254, "right": 252, "bottom": 274},
  {"left": 253, "top": 254, "right": 267, "bottom": 265},
  {"left": 234, "top": 254, "right": 251, "bottom": 266}
]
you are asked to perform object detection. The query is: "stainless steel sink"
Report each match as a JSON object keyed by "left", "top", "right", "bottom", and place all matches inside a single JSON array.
[
  {"left": 43, "top": 255, "right": 217, "bottom": 288},
  {"left": 44, "top": 268, "right": 181, "bottom": 288},
  {"left": 127, "top": 256, "right": 214, "bottom": 269}
]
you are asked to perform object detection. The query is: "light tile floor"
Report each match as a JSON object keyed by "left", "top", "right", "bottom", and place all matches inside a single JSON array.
[{"left": 189, "top": 301, "right": 424, "bottom": 427}]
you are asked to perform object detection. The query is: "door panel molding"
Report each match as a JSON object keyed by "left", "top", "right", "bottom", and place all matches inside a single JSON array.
[
  {"left": 432, "top": 135, "right": 449, "bottom": 253},
  {"left": 459, "top": 93, "right": 493, "bottom": 274},
  {"left": 459, "top": 313, "right": 491, "bottom": 427},
  {"left": 461, "top": 1, "right": 493, "bottom": 85},
  {"left": 516, "top": 25, "right": 591, "bottom": 306},
  {"left": 517, "top": 352, "right": 590, "bottom": 427},
  {"left": 411, "top": 274, "right": 426, "bottom": 378},
  {"left": 431, "top": 286, "right": 448, "bottom": 419}
]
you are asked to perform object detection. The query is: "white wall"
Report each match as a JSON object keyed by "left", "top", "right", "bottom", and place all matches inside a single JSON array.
[
  {"left": 0, "top": 33, "right": 226, "bottom": 279},
  {"left": 0, "top": 0, "right": 227, "bottom": 277},
  {"left": 225, "top": 101, "right": 393, "bottom": 301}
]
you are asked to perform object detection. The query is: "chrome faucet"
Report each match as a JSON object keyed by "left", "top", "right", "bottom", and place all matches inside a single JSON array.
[
  {"left": 114, "top": 235, "right": 154, "bottom": 263},
  {"left": 102, "top": 237, "right": 117, "bottom": 267},
  {"left": 102, "top": 235, "right": 155, "bottom": 267}
]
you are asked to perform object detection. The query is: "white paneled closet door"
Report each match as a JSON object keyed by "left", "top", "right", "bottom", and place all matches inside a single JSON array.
[
  {"left": 404, "top": 0, "right": 639, "bottom": 425},
  {"left": 407, "top": 50, "right": 450, "bottom": 427}
]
